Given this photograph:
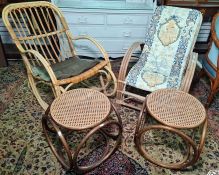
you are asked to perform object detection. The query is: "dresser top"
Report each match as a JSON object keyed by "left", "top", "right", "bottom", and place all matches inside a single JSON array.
[{"left": 53, "top": 0, "right": 154, "bottom": 10}]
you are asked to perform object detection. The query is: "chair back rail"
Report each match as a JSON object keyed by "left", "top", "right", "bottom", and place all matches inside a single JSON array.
[
  {"left": 210, "top": 12, "right": 219, "bottom": 70},
  {"left": 2, "top": 1, "right": 76, "bottom": 66}
]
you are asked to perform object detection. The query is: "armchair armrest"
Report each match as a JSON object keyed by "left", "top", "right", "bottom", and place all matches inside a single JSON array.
[
  {"left": 116, "top": 41, "right": 144, "bottom": 102},
  {"left": 21, "top": 49, "right": 58, "bottom": 84},
  {"left": 118, "top": 42, "right": 144, "bottom": 84},
  {"left": 69, "top": 34, "right": 111, "bottom": 69}
]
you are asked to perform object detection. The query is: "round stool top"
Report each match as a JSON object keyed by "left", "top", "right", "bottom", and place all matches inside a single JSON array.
[
  {"left": 50, "top": 89, "right": 111, "bottom": 130},
  {"left": 146, "top": 89, "right": 206, "bottom": 128}
]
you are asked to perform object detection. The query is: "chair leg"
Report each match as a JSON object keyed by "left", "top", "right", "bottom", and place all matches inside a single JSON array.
[
  {"left": 53, "top": 85, "right": 62, "bottom": 97},
  {"left": 197, "top": 119, "right": 208, "bottom": 160},
  {"left": 206, "top": 80, "right": 219, "bottom": 106},
  {"left": 103, "top": 66, "right": 117, "bottom": 97},
  {"left": 27, "top": 72, "right": 49, "bottom": 110},
  {"left": 197, "top": 68, "right": 205, "bottom": 80},
  {"left": 116, "top": 80, "right": 125, "bottom": 103},
  {"left": 192, "top": 68, "right": 205, "bottom": 86}
]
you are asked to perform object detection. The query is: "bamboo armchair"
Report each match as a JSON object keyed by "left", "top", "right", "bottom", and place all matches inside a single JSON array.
[
  {"left": 200, "top": 12, "right": 219, "bottom": 106},
  {"left": 116, "top": 6, "right": 202, "bottom": 110},
  {"left": 2, "top": 1, "right": 117, "bottom": 110}
]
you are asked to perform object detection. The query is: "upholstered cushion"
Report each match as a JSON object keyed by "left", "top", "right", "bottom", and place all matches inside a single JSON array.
[
  {"left": 202, "top": 57, "right": 216, "bottom": 78},
  {"left": 202, "top": 42, "right": 218, "bottom": 78},
  {"left": 215, "top": 16, "right": 219, "bottom": 38},
  {"left": 126, "top": 6, "right": 202, "bottom": 91},
  {"left": 201, "top": 14, "right": 219, "bottom": 79},
  {"left": 32, "top": 56, "right": 99, "bottom": 81}
]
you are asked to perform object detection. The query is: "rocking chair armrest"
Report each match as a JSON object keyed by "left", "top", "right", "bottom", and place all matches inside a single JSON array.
[
  {"left": 180, "top": 52, "right": 198, "bottom": 93},
  {"left": 21, "top": 49, "right": 58, "bottom": 83},
  {"left": 71, "top": 35, "right": 111, "bottom": 68},
  {"left": 118, "top": 41, "right": 144, "bottom": 83}
]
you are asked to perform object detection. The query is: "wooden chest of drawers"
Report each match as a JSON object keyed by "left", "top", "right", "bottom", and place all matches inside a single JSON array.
[{"left": 52, "top": 0, "right": 156, "bottom": 58}]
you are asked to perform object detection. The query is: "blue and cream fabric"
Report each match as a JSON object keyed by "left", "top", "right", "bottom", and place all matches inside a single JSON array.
[
  {"left": 126, "top": 6, "right": 202, "bottom": 91},
  {"left": 202, "top": 42, "right": 218, "bottom": 78}
]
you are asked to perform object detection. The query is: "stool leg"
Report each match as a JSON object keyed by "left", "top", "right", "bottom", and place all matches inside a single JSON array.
[
  {"left": 111, "top": 102, "right": 123, "bottom": 128},
  {"left": 72, "top": 120, "right": 122, "bottom": 174},
  {"left": 42, "top": 107, "right": 56, "bottom": 133},
  {"left": 196, "top": 119, "right": 208, "bottom": 160},
  {"left": 134, "top": 100, "right": 147, "bottom": 139},
  {"left": 100, "top": 102, "right": 123, "bottom": 140},
  {"left": 135, "top": 125, "right": 199, "bottom": 170},
  {"left": 42, "top": 116, "right": 73, "bottom": 170}
]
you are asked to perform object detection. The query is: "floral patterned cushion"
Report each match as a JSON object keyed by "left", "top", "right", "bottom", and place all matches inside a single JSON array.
[{"left": 126, "top": 6, "right": 202, "bottom": 91}]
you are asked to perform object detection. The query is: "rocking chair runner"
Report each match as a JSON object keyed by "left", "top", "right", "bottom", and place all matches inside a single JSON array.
[
  {"left": 2, "top": 1, "right": 117, "bottom": 110},
  {"left": 116, "top": 6, "right": 203, "bottom": 110}
]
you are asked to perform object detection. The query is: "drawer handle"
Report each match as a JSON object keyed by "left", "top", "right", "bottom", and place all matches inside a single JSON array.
[
  {"left": 79, "top": 32, "right": 88, "bottom": 36},
  {"left": 122, "top": 47, "right": 129, "bottom": 50},
  {"left": 123, "top": 31, "right": 131, "bottom": 37},
  {"left": 78, "top": 17, "right": 88, "bottom": 24},
  {"left": 124, "top": 17, "right": 133, "bottom": 24},
  {"left": 81, "top": 46, "right": 88, "bottom": 50},
  {"left": 122, "top": 43, "right": 131, "bottom": 50},
  {"left": 77, "top": 45, "right": 88, "bottom": 50}
]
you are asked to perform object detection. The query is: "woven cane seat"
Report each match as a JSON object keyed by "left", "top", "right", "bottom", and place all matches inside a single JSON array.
[
  {"left": 50, "top": 89, "right": 111, "bottom": 130},
  {"left": 146, "top": 89, "right": 206, "bottom": 128}
]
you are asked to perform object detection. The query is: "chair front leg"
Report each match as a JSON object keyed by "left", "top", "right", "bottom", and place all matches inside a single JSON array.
[
  {"left": 99, "top": 66, "right": 117, "bottom": 96},
  {"left": 116, "top": 42, "right": 144, "bottom": 102},
  {"left": 207, "top": 79, "right": 219, "bottom": 106}
]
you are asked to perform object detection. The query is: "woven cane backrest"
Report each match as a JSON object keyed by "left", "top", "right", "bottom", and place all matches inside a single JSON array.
[{"left": 2, "top": 1, "right": 75, "bottom": 66}]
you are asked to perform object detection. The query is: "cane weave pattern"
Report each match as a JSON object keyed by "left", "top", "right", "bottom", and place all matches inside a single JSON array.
[
  {"left": 50, "top": 89, "right": 111, "bottom": 130},
  {"left": 146, "top": 89, "right": 206, "bottom": 128}
]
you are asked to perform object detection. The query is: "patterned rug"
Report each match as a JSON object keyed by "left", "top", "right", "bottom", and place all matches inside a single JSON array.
[
  {"left": 0, "top": 61, "right": 219, "bottom": 175},
  {"left": 0, "top": 62, "right": 26, "bottom": 114}
]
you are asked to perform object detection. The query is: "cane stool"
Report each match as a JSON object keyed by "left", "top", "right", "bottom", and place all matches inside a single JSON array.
[
  {"left": 42, "top": 88, "right": 122, "bottom": 173},
  {"left": 134, "top": 89, "right": 207, "bottom": 170}
]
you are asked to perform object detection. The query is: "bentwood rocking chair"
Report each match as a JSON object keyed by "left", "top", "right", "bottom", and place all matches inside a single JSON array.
[
  {"left": 116, "top": 6, "right": 206, "bottom": 169},
  {"left": 116, "top": 6, "right": 203, "bottom": 110},
  {"left": 2, "top": 1, "right": 117, "bottom": 110}
]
